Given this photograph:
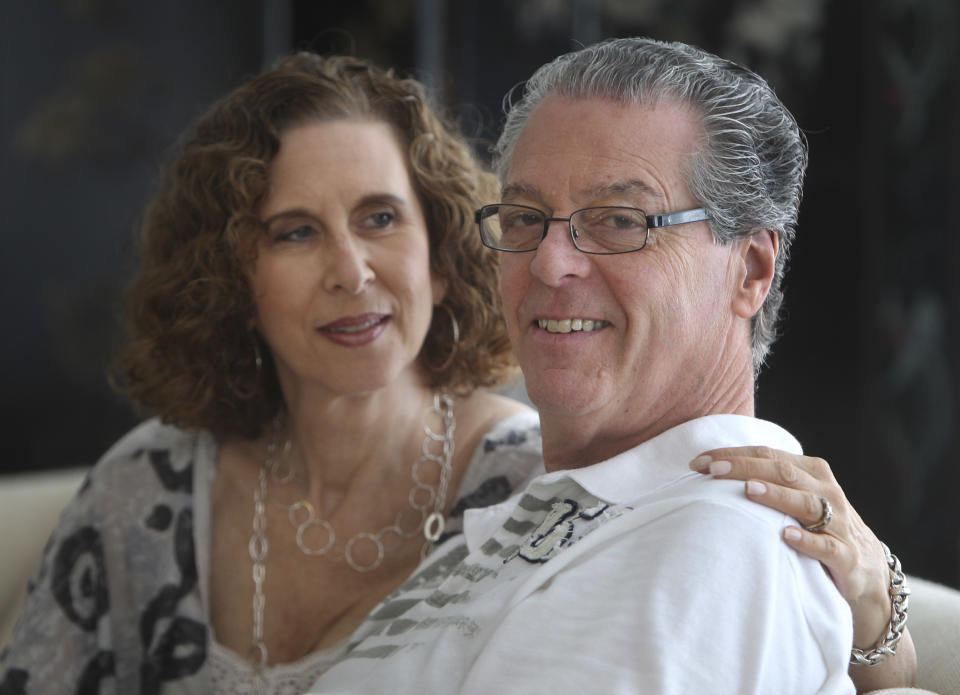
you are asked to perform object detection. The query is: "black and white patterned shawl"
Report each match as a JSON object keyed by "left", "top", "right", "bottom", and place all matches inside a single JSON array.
[{"left": 0, "top": 411, "right": 542, "bottom": 695}]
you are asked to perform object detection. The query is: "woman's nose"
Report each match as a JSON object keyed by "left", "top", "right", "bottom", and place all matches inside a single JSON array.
[{"left": 323, "top": 235, "right": 374, "bottom": 295}]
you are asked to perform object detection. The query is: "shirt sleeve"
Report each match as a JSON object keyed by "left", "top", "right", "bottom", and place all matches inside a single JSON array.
[{"left": 457, "top": 497, "right": 855, "bottom": 695}]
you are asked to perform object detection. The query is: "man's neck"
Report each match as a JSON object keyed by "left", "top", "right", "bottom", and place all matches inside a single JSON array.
[{"left": 538, "top": 379, "right": 756, "bottom": 473}]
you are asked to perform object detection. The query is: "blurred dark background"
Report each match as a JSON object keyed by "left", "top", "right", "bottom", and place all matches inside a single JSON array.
[{"left": 2, "top": 0, "right": 958, "bottom": 588}]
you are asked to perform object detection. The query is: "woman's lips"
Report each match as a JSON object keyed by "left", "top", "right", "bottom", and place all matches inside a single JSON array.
[{"left": 318, "top": 313, "right": 390, "bottom": 346}]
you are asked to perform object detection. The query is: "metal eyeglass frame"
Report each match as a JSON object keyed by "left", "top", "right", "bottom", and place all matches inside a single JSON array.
[{"left": 475, "top": 203, "right": 711, "bottom": 255}]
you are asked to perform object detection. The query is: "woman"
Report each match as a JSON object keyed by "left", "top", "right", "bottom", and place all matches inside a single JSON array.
[{"left": 0, "top": 53, "right": 913, "bottom": 694}]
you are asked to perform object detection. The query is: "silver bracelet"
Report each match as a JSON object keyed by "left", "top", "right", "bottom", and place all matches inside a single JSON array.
[{"left": 850, "top": 543, "right": 910, "bottom": 666}]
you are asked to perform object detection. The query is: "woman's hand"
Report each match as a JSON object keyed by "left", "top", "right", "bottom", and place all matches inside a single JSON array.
[{"left": 690, "top": 447, "right": 916, "bottom": 692}]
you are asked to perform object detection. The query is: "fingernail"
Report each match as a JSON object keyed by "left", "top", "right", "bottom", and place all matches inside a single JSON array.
[
  {"left": 783, "top": 527, "right": 802, "bottom": 542},
  {"left": 746, "top": 480, "right": 767, "bottom": 496},
  {"left": 689, "top": 455, "right": 712, "bottom": 472},
  {"left": 709, "top": 460, "right": 731, "bottom": 476}
]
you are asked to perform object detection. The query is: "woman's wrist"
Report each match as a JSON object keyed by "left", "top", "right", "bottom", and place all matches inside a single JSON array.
[
  {"left": 847, "top": 545, "right": 917, "bottom": 691},
  {"left": 850, "top": 544, "right": 910, "bottom": 666}
]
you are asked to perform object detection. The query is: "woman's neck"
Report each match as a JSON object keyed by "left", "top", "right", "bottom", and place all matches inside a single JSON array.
[{"left": 276, "top": 376, "right": 437, "bottom": 513}]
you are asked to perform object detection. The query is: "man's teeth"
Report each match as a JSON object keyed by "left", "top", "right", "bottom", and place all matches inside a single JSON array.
[
  {"left": 328, "top": 317, "right": 383, "bottom": 333},
  {"left": 536, "top": 319, "right": 608, "bottom": 334}
]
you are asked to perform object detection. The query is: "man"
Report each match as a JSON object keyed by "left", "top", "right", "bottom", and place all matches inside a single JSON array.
[{"left": 309, "top": 37, "right": 855, "bottom": 694}]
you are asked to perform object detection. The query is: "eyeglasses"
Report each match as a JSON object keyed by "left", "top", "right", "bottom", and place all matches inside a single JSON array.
[{"left": 475, "top": 203, "right": 710, "bottom": 255}]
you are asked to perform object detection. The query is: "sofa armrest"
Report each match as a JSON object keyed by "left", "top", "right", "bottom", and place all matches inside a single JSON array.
[{"left": 0, "top": 467, "right": 87, "bottom": 648}]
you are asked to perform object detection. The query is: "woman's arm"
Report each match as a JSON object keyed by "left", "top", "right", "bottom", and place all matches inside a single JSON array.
[{"left": 690, "top": 447, "right": 917, "bottom": 693}]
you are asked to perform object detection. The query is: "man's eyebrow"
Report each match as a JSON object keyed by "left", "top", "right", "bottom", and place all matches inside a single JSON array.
[
  {"left": 579, "top": 179, "right": 664, "bottom": 203},
  {"left": 500, "top": 180, "right": 665, "bottom": 207},
  {"left": 500, "top": 183, "right": 541, "bottom": 203}
]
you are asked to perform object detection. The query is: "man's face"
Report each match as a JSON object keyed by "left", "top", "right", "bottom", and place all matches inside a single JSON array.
[{"left": 499, "top": 94, "right": 750, "bottom": 446}]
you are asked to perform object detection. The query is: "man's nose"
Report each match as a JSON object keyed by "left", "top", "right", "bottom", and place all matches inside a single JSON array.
[{"left": 528, "top": 219, "right": 591, "bottom": 285}]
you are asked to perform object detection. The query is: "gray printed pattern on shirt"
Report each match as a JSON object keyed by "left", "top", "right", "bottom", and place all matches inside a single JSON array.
[{"left": 336, "top": 480, "right": 625, "bottom": 663}]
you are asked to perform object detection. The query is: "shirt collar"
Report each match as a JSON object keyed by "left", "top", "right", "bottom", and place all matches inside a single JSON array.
[
  {"left": 556, "top": 414, "right": 800, "bottom": 504},
  {"left": 463, "top": 414, "right": 800, "bottom": 551}
]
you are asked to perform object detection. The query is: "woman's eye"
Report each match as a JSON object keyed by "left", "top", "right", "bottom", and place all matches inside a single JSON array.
[
  {"left": 364, "top": 210, "right": 396, "bottom": 229},
  {"left": 276, "top": 224, "right": 315, "bottom": 242}
]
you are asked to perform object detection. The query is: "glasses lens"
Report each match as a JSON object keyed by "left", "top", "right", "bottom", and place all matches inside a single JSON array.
[
  {"left": 480, "top": 205, "right": 544, "bottom": 251},
  {"left": 572, "top": 207, "right": 648, "bottom": 253}
]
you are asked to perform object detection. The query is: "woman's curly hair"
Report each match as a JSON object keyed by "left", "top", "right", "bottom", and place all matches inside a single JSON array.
[{"left": 112, "top": 53, "right": 516, "bottom": 438}]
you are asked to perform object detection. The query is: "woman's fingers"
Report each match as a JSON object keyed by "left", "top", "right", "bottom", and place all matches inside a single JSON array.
[
  {"left": 742, "top": 479, "right": 832, "bottom": 528},
  {"left": 781, "top": 525, "right": 852, "bottom": 595},
  {"left": 742, "top": 479, "right": 856, "bottom": 594},
  {"left": 689, "top": 446, "right": 828, "bottom": 489}
]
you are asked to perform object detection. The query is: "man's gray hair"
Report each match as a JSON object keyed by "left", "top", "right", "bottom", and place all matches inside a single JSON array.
[{"left": 493, "top": 37, "right": 807, "bottom": 372}]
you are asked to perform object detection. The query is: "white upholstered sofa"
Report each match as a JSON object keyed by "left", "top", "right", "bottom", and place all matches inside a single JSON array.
[{"left": 1, "top": 467, "right": 958, "bottom": 693}]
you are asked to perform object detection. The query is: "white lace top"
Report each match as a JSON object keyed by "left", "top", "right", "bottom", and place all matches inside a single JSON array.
[{"left": 208, "top": 638, "right": 347, "bottom": 695}]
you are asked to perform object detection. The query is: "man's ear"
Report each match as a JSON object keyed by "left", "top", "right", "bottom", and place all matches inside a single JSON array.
[{"left": 732, "top": 229, "right": 778, "bottom": 320}]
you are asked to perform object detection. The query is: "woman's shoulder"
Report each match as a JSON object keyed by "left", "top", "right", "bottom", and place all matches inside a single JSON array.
[
  {"left": 45, "top": 417, "right": 215, "bottom": 593},
  {"left": 454, "top": 389, "right": 539, "bottom": 460},
  {"left": 454, "top": 388, "right": 535, "bottom": 430},
  {"left": 445, "top": 390, "right": 542, "bottom": 519},
  {"left": 1, "top": 419, "right": 215, "bottom": 691},
  {"left": 80, "top": 418, "right": 216, "bottom": 504},
  {"left": 98, "top": 417, "right": 206, "bottom": 464}
]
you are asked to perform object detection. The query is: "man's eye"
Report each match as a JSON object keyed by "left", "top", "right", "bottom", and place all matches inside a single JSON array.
[
  {"left": 503, "top": 213, "right": 542, "bottom": 229},
  {"left": 587, "top": 210, "right": 645, "bottom": 232},
  {"left": 606, "top": 215, "right": 643, "bottom": 230}
]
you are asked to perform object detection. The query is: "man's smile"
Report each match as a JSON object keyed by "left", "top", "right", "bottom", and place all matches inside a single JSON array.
[{"left": 536, "top": 318, "right": 611, "bottom": 334}]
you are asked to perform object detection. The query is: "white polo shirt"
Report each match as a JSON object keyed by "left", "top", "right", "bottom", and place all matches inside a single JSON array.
[{"left": 308, "top": 414, "right": 855, "bottom": 695}]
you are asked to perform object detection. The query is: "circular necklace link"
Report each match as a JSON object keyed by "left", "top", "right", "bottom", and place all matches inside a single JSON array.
[
  {"left": 345, "top": 532, "right": 386, "bottom": 572},
  {"left": 423, "top": 511, "right": 445, "bottom": 543},
  {"left": 294, "top": 517, "right": 336, "bottom": 556}
]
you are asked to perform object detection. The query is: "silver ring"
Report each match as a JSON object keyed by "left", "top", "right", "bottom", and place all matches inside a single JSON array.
[{"left": 803, "top": 496, "right": 833, "bottom": 533}]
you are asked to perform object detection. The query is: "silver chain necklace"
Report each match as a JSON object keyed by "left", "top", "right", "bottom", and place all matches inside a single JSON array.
[{"left": 248, "top": 392, "right": 455, "bottom": 681}]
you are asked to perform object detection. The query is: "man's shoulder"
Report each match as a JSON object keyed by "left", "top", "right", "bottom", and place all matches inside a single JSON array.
[
  {"left": 569, "top": 479, "right": 787, "bottom": 560},
  {"left": 641, "top": 474, "right": 789, "bottom": 531},
  {"left": 552, "top": 414, "right": 800, "bottom": 518},
  {"left": 639, "top": 414, "right": 802, "bottom": 466}
]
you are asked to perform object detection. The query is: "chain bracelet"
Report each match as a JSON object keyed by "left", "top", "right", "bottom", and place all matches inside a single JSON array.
[{"left": 850, "top": 543, "right": 910, "bottom": 666}]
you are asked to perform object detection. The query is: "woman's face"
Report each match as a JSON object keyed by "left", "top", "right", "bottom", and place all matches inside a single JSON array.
[{"left": 250, "top": 119, "right": 443, "bottom": 400}]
